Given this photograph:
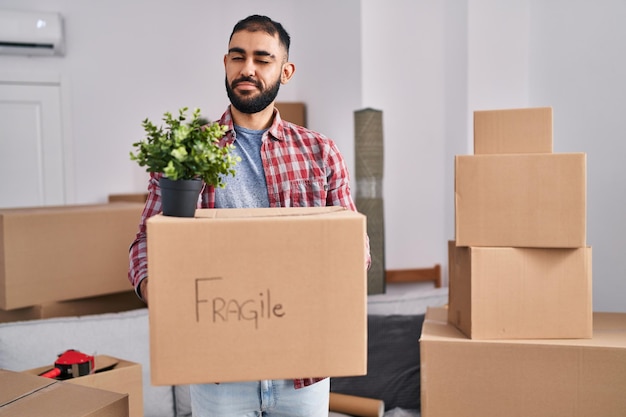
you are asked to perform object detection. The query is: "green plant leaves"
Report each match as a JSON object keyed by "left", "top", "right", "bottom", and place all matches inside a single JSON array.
[{"left": 130, "top": 107, "right": 239, "bottom": 188}]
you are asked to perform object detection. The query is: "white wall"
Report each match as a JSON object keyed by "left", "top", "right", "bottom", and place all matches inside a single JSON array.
[
  {"left": 291, "top": 0, "right": 362, "bottom": 182},
  {"left": 528, "top": 0, "right": 626, "bottom": 312},
  {"left": 0, "top": 0, "right": 624, "bottom": 311},
  {"left": 361, "top": 0, "right": 625, "bottom": 311},
  {"left": 361, "top": 0, "right": 447, "bottom": 275},
  {"left": 0, "top": 0, "right": 305, "bottom": 203}
]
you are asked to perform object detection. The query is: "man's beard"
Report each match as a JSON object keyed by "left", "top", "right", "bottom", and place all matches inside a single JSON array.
[{"left": 226, "top": 75, "right": 281, "bottom": 114}]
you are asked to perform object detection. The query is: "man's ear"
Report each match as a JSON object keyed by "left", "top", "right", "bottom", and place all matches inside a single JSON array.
[{"left": 281, "top": 62, "right": 296, "bottom": 84}]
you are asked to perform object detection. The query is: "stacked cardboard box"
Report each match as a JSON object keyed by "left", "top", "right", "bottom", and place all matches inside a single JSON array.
[
  {"left": 274, "top": 101, "right": 307, "bottom": 127},
  {"left": 450, "top": 107, "right": 591, "bottom": 339},
  {"left": 0, "top": 203, "right": 146, "bottom": 414},
  {"left": 0, "top": 202, "right": 146, "bottom": 317},
  {"left": 420, "top": 108, "right": 626, "bottom": 416},
  {"left": 0, "top": 291, "right": 146, "bottom": 323},
  {"left": 0, "top": 369, "right": 129, "bottom": 417},
  {"left": 24, "top": 355, "right": 143, "bottom": 417},
  {"left": 420, "top": 307, "right": 626, "bottom": 416}
]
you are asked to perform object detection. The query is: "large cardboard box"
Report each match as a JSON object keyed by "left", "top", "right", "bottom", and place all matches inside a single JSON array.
[
  {"left": 0, "top": 291, "right": 145, "bottom": 323},
  {"left": 447, "top": 241, "right": 592, "bottom": 339},
  {"left": 147, "top": 207, "right": 368, "bottom": 385},
  {"left": 474, "top": 107, "right": 553, "bottom": 154},
  {"left": 420, "top": 307, "right": 626, "bottom": 417},
  {"left": 24, "top": 355, "right": 142, "bottom": 417},
  {"left": 0, "top": 202, "right": 144, "bottom": 310},
  {"left": 0, "top": 369, "right": 128, "bottom": 417},
  {"left": 455, "top": 153, "right": 586, "bottom": 248}
]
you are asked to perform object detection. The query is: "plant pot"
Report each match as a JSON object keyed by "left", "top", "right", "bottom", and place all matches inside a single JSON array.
[{"left": 159, "top": 177, "right": 203, "bottom": 217}]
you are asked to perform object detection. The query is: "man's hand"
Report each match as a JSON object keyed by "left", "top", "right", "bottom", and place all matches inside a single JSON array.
[{"left": 139, "top": 279, "right": 149, "bottom": 306}]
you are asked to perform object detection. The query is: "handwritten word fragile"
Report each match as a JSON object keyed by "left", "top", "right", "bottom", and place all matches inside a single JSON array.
[{"left": 195, "top": 277, "right": 285, "bottom": 329}]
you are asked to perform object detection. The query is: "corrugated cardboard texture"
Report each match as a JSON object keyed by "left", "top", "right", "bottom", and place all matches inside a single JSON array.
[
  {"left": 420, "top": 307, "right": 626, "bottom": 417},
  {"left": 275, "top": 102, "right": 306, "bottom": 127},
  {"left": 147, "top": 207, "right": 367, "bottom": 385},
  {"left": 24, "top": 355, "right": 143, "bottom": 417},
  {"left": 448, "top": 242, "right": 592, "bottom": 339},
  {"left": 0, "top": 369, "right": 129, "bottom": 417},
  {"left": 0, "top": 291, "right": 145, "bottom": 324},
  {"left": 474, "top": 107, "right": 553, "bottom": 154},
  {"left": 0, "top": 203, "right": 144, "bottom": 310},
  {"left": 455, "top": 153, "right": 586, "bottom": 247}
]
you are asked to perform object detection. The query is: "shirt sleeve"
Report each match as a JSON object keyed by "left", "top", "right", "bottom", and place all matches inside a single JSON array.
[
  {"left": 128, "top": 172, "right": 162, "bottom": 301},
  {"left": 325, "top": 141, "right": 372, "bottom": 270}
]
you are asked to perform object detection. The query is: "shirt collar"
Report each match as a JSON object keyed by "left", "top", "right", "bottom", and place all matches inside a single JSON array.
[{"left": 219, "top": 106, "right": 286, "bottom": 142}]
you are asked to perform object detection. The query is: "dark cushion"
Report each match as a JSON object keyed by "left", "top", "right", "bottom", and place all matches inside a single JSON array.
[{"left": 330, "top": 314, "right": 424, "bottom": 411}]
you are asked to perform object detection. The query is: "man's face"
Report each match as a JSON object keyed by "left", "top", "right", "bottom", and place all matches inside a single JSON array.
[{"left": 224, "top": 30, "right": 287, "bottom": 114}]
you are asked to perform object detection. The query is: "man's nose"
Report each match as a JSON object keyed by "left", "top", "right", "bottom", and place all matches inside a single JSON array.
[{"left": 241, "top": 59, "right": 255, "bottom": 77}]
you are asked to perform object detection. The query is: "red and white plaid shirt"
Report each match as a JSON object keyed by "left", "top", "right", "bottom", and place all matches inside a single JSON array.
[{"left": 129, "top": 105, "right": 370, "bottom": 388}]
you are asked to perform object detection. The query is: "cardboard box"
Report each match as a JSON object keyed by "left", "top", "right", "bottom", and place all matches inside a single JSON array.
[
  {"left": 474, "top": 107, "right": 553, "bottom": 154},
  {"left": 108, "top": 193, "right": 148, "bottom": 204},
  {"left": 24, "top": 355, "right": 142, "bottom": 417},
  {"left": 275, "top": 102, "right": 307, "bottom": 127},
  {"left": 0, "top": 202, "right": 144, "bottom": 310},
  {"left": 0, "top": 369, "right": 128, "bottom": 417},
  {"left": 455, "top": 153, "right": 586, "bottom": 248},
  {"left": 420, "top": 307, "right": 626, "bottom": 417},
  {"left": 448, "top": 241, "right": 592, "bottom": 339},
  {"left": 0, "top": 291, "right": 145, "bottom": 323},
  {"left": 147, "top": 207, "right": 367, "bottom": 385}
]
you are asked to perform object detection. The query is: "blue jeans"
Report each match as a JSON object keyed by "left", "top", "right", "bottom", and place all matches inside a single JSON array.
[{"left": 189, "top": 379, "right": 330, "bottom": 417}]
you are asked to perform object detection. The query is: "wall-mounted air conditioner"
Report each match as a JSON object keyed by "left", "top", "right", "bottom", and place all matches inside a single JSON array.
[{"left": 0, "top": 9, "right": 65, "bottom": 56}]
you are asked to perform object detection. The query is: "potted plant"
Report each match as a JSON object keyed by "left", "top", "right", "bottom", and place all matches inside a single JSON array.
[{"left": 130, "top": 107, "right": 239, "bottom": 217}]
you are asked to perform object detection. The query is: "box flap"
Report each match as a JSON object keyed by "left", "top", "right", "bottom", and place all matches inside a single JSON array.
[
  {"left": 196, "top": 206, "right": 346, "bottom": 219},
  {"left": 0, "top": 369, "right": 128, "bottom": 417},
  {"left": 148, "top": 206, "right": 353, "bottom": 223},
  {"left": 0, "top": 369, "right": 55, "bottom": 406},
  {"left": 23, "top": 355, "right": 142, "bottom": 417}
]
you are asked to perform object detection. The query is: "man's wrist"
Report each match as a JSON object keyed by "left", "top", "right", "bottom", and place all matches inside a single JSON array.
[{"left": 138, "top": 278, "right": 148, "bottom": 301}]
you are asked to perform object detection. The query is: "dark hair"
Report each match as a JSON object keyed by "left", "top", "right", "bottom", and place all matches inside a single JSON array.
[{"left": 230, "top": 15, "right": 291, "bottom": 57}]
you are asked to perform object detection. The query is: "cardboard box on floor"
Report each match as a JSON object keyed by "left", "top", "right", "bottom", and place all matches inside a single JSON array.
[
  {"left": 0, "top": 369, "right": 128, "bottom": 417},
  {"left": 0, "top": 202, "right": 144, "bottom": 310},
  {"left": 447, "top": 241, "right": 592, "bottom": 339},
  {"left": 147, "top": 207, "right": 368, "bottom": 385},
  {"left": 474, "top": 107, "right": 553, "bottom": 154},
  {"left": 455, "top": 153, "right": 586, "bottom": 248},
  {"left": 24, "top": 355, "right": 142, "bottom": 417},
  {"left": 0, "top": 291, "right": 145, "bottom": 323},
  {"left": 420, "top": 307, "right": 626, "bottom": 417}
]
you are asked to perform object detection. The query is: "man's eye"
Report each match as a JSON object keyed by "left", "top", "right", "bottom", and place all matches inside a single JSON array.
[{"left": 232, "top": 56, "right": 244, "bottom": 61}]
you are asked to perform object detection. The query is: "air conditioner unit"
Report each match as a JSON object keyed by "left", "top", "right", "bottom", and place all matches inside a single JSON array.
[{"left": 0, "top": 9, "right": 65, "bottom": 56}]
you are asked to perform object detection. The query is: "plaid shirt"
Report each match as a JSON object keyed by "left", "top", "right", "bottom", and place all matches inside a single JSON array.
[{"left": 129, "top": 106, "right": 370, "bottom": 389}]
